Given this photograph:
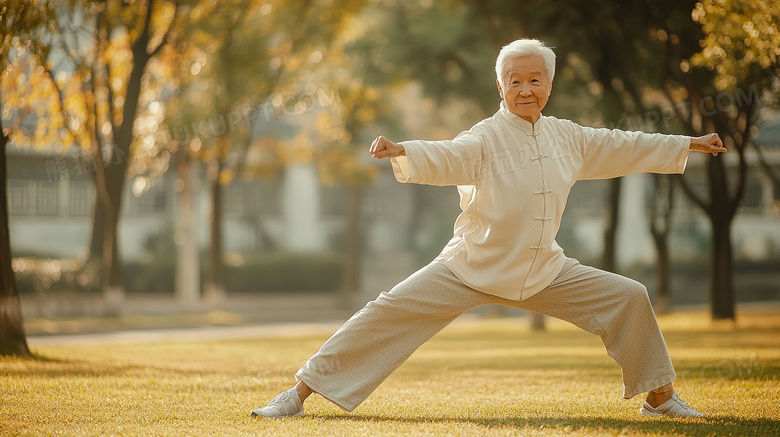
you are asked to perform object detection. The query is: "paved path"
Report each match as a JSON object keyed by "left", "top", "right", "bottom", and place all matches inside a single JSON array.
[
  {"left": 30, "top": 302, "right": 778, "bottom": 348},
  {"left": 27, "top": 320, "right": 346, "bottom": 347},
  {"left": 27, "top": 313, "right": 492, "bottom": 347}
]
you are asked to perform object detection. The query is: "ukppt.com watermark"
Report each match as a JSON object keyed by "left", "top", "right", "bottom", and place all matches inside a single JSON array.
[
  {"left": 207, "top": 353, "right": 343, "bottom": 392},
  {"left": 605, "top": 84, "right": 760, "bottom": 132},
  {"left": 41, "top": 84, "right": 343, "bottom": 182},
  {"left": 154, "top": 83, "right": 342, "bottom": 146}
]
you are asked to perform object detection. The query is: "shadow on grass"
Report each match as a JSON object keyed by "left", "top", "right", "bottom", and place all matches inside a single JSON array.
[
  {"left": 0, "top": 351, "right": 66, "bottom": 362},
  {"left": 316, "top": 413, "right": 779, "bottom": 436},
  {"left": 30, "top": 352, "right": 70, "bottom": 363}
]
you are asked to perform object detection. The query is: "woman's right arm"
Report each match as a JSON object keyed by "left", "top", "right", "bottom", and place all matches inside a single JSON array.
[{"left": 369, "top": 132, "right": 483, "bottom": 186}]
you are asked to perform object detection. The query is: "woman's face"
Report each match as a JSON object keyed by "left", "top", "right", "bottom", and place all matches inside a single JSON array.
[{"left": 497, "top": 55, "right": 552, "bottom": 124}]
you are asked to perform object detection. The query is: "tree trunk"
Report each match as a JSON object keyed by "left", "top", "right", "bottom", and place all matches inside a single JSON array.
[
  {"left": 590, "top": 35, "right": 634, "bottom": 276},
  {"left": 175, "top": 156, "right": 201, "bottom": 310},
  {"left": 530, "top": 312, "right": 546, "bottom": 331},
  {"left": 602, "top": 177, "right": 622, "bottom": 272},
  {"left": 95, "top": 0, "right": 168, "bottom": 315},
  {"left": 342, "top": 184, "right": 362, "bottom": 309},
  {"left": 709, "top": 156, "right": 736, "bottom": 319},
  {"left": 710, "top": 216, "right": 735, "bottom": 320},
  {"left": 0, "top": 127, "right": 31, "bottom": 357},
  {"left": 650, "top": 174, "right": 673, "bottom": 314},
  {"left": 81, "top": 193, "right": 105, "bottom": 292},
  {"left": 87, "top": 195, "right": 106, "bottom": 263},
  {"left": 677, "top": 155, "right": 739, "bottom": 321},
  {"left": 204, "top": 158, "right": 225, "bottom": 309},
  {"left": 652, "top": 233, "right": 671, "bottom": 314},
  {"left": 99, "top": 158, "right": 126, "bottom": 316}
]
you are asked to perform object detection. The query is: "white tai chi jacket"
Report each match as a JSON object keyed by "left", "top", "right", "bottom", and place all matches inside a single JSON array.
[{"left": 391, "top": 102, "right": 691, "bottom": 301}]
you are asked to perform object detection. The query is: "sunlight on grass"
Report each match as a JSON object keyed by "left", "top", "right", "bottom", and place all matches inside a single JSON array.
[{"left": 2, "top": 309, "right": 779, "bottom": 436}]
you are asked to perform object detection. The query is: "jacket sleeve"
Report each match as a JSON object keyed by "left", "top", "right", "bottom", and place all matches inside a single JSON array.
[
  {"left": 390, "top": 131, "right": 483, "bottom": 186},
  {"left": 574, "top": 124, "right": 691, "bottom": 180}
]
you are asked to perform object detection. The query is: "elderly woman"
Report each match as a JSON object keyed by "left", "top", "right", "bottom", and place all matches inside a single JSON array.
[{"left": 252, "top": 38, "right": 723, "bottom": 419}]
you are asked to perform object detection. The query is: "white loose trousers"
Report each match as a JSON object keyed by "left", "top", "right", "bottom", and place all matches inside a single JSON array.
[{"left": 296, "top": 258, "right": 676, "bottom": 412}]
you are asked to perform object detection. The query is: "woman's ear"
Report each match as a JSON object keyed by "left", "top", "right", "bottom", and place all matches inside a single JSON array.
[
  {"left": 496, "top": 79, "right": 503, "bottom": 99},
  {"left": 547, "top": 80, "right": 553, "bottom": 96}
]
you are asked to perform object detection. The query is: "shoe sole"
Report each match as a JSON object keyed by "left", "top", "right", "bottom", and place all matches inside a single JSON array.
[
  {"left": 639, "top": 407, "right": 661, "bottom": 417},
  {"left": 250, "top": 410, "right": 303, "bottom": 418},
  {"left": 639, "top": 407, "right": 703, "bottom": 418}
]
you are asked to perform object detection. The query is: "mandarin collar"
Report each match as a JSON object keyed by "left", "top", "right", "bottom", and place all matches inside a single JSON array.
[{"left": 498, "top": 101, "right": 543, "bottom": 135}]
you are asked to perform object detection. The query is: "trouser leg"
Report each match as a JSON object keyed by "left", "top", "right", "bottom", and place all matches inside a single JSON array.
[
  {"left": 295, "top": 261, "right": 489, "bottom": 412},
  {"left": 502, "top": 258, "right": 676, "bottom": 399}
]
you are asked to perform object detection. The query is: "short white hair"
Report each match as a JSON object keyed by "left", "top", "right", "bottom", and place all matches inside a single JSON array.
[{"left": 495, "top": 39, "right": 556, "bottom": 87}]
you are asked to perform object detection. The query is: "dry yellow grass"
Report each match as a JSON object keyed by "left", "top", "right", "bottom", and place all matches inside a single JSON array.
[{"left": 2, "top": 308, "right": 779, "bottom": 436}]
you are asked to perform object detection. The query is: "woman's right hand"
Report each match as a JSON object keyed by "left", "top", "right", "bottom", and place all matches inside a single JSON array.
[{"left": 370, "top": 136, "right": 405, "bottom": 159}]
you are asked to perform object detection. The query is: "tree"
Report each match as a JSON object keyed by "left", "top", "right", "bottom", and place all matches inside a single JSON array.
[
  {"left": 308, "top": 83, "right": 383, "bottom": 308},
  {"left": 309, "top": 28, "right": 395, "bottom": 306},
  {"left": 8, "top": 0, "right": 179, "bottom": 315},
  {"left": 674, "top": 0, "right": 779, "bottom": 319},
  {"left": 149, "top": 0, "right": 366, "bottom": 307},
  {"left": 88, "top": 0, "right": 178, "bottom": 314},
  {"left": 0, "top": 127, "right": 28, "bottom": 356},
  {"left": 0, "top": 0, "right": 55, "bottom": 357},
  {"left": 649, "top": 174, "right": 675, "bottom": 314}
]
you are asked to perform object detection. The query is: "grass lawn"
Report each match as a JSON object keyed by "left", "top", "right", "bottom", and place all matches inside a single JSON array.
[{"left": 2, "top": 308, "right": 779, "bottom": 436}]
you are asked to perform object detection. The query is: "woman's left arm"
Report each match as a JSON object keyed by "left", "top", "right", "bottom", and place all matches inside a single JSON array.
[
  {"left": 575, "top": 123, "right": 727, "bottom": 181},
  {"left": 576, "top": 125, "right": 691, "bottom": 180}
]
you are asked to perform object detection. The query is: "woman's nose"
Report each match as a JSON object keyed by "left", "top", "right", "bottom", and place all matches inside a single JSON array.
[{"left": 519, "top": 84, "right": 532, "bottom": 96}]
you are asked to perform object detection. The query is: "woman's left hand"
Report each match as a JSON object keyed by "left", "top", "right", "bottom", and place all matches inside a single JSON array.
[{"left": 690, "top": 133, "right": 727, "bottom": 156}]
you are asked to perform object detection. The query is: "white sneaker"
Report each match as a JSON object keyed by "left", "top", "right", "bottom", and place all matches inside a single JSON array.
[
  {"left": 639, "top": 392, "right": 704, "bottom": 418},
  {"left": 250, "top": 388, "right": 303, "bottom": 418}
]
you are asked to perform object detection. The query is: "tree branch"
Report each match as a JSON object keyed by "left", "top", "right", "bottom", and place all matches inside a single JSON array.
[
  {"left": 89, "top": 1, "right": 115, "bottom": 218},
  {"left": 90, "top": 66, "right": 106, "bottom": 154},
  {"left": 148, "top": 0, "right": 179, "bottom": 57},
  {"left": 140, "top": 0, "right": 155, "bottom": 48},
  {"left": 104, "top": 61, "right": 117, "bottom": 139},
  {"left": 675, "top": 173, "right": 712, "bottom": 216},
  {"left": 42, "top": 65, "right": 78, "bottom": 143},
  {"left": 660, "top": 80, "right": 717, "bottom": 215},
  {"left": 661, "top": 86, "right": 698, "bottom": 136},
  {"left": 751, "top": 139, "right": 780, "bottom": 186},
  {"left": 729, "top": 101, "right": 756, "bottom": 218},
  {"left": 680, "top": 73, "right": 706, "bottom": 136},
  {"left": 129, "top": 0, "right": 155, "bottom": 63},
  {"left": 55, "top": 15, "right": 82, "bottom": 73}
]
